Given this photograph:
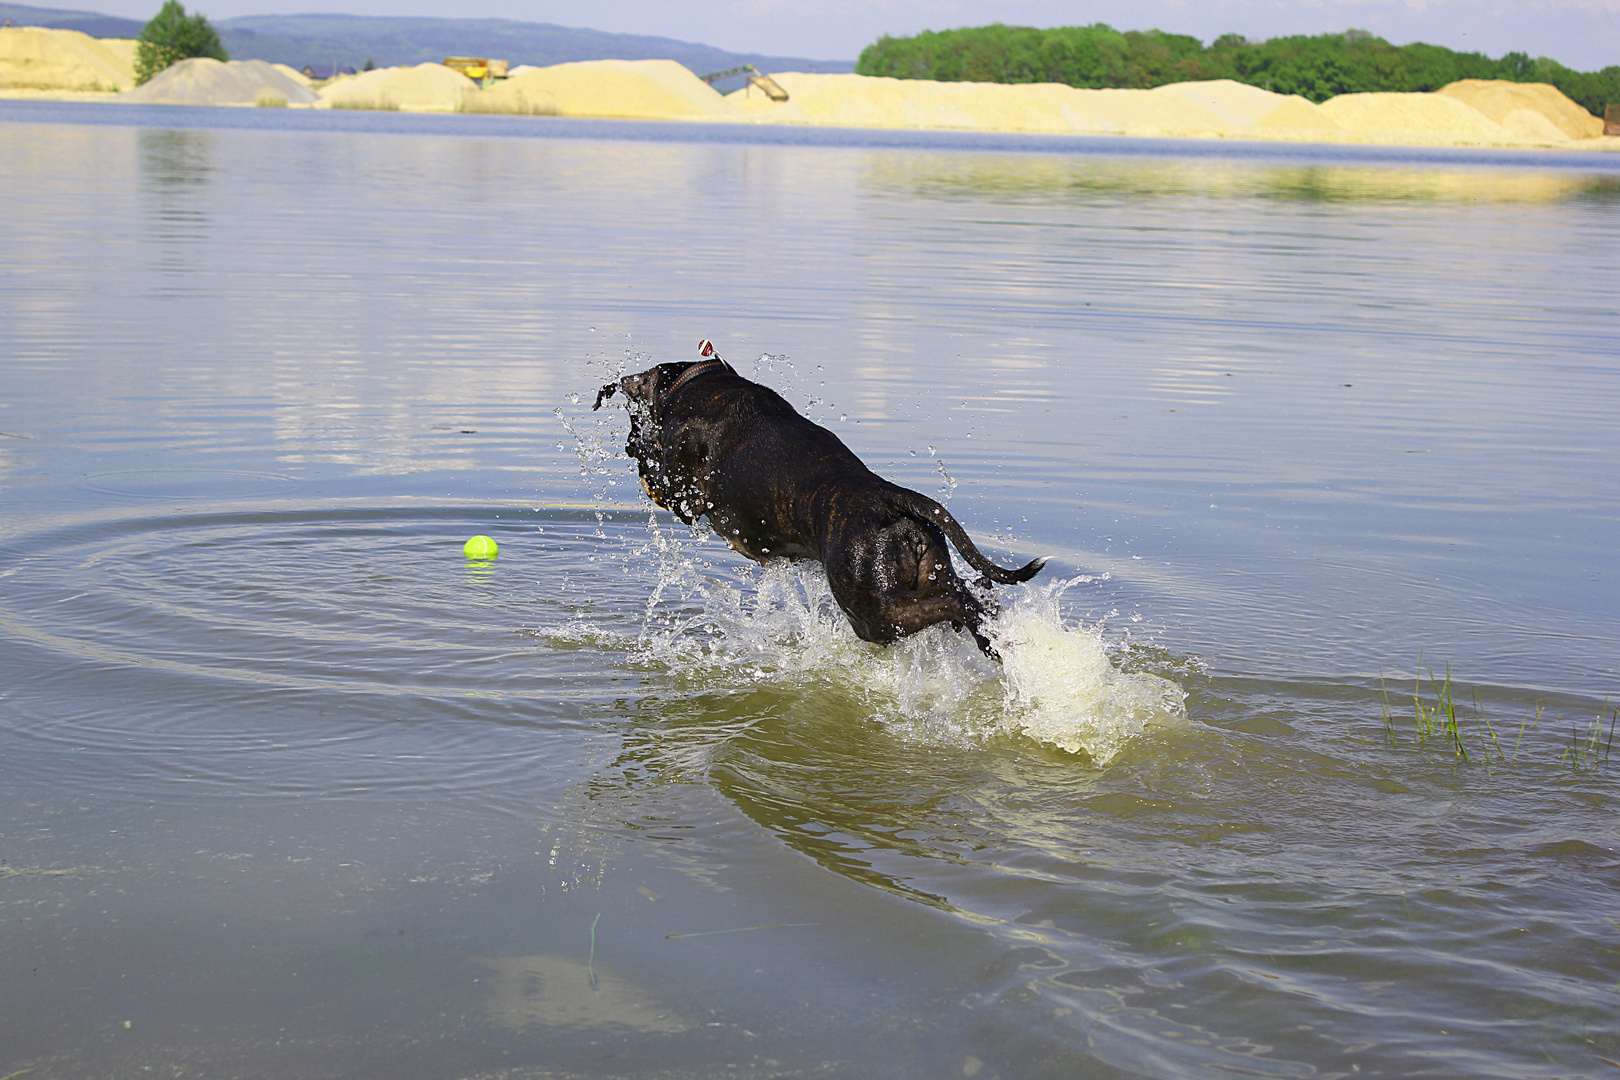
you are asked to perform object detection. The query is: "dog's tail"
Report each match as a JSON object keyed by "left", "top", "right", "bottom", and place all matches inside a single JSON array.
[{"left": 883, "top": 487, "right": 1049, "bottom": 586}]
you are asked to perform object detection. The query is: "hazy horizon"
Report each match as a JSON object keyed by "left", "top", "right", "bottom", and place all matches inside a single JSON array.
[{"left": 15, "top": 0, "right": 1620, "bottom": 73}]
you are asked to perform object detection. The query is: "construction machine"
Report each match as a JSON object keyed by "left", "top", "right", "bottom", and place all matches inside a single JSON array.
[{"left": 697, "top": 64, "right": 788, "bottom": 101}]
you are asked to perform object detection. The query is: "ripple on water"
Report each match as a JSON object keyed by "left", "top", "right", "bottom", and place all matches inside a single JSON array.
[
  {"left": 0, "top": 505, "right": 646, "bottom": 806},
  {"left": 0, "top": 502, "right": 1186, "bottom": 817},
  {"left": 78, "top": 468, "right": 299, "bottom": 500},
  {"left": 1, "top": 506, "right": 1615, "bottom": 1080}
]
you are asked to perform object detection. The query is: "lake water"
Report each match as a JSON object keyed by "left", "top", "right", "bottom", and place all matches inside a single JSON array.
[{"left": 2, "top": 100, "right": 1618, "bottom": 1079}]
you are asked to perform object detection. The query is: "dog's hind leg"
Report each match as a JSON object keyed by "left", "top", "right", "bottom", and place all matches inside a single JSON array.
[
  {"left": 825, "top": 568, "right": 1001, "bottom": 659},
  {"left": 824, "top": 520, "right": 1005, "bottom": 659},
  {"left": 885, "top": 587, "right": 1001, "bottom": 661},
  {"left": 954, "top": 585, "right": 1001, "bottom": 662}
]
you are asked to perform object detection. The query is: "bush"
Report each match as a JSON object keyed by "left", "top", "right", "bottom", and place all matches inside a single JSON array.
[
  {"left": 856, "top": 25, "right": 1620, "bottom": 117},
  {"left": 134, "top": 1, "right": 228, "bottom": 86}
]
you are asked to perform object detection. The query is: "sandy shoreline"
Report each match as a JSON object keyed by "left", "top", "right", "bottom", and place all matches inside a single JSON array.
[{"left": 4, "top": 28, "right": 1618, "bottom": 153}]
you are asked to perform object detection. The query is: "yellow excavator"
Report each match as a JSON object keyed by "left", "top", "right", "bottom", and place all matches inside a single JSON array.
[{"left": 443, "top": 57, "right": 510, "bottom": 84}]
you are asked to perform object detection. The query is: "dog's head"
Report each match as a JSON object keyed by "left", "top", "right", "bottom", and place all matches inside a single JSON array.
[
  {"left": 593, "top": 339, "right": 733, "bottom": 416},
  {"left": 587, "top": 363, "right": 703, "bottom": 517},
  {"left": 592, "top": 359, "right": 726, "bottom": 421},
  {"left": 591, "top": 363, "right": 691, "bottom": 418},
  {"left": 588, "top": 344, "right": 734, "bottom": 521}
]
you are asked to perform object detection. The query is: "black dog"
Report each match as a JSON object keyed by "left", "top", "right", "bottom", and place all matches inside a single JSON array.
[{"left": 593, "top": 342, "right": 1047, "bottom": 659}]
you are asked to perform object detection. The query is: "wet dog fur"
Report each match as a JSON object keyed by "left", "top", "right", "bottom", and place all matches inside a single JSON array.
[{"left": 593, "top": 350, "right": 1046, "bottom": 659}]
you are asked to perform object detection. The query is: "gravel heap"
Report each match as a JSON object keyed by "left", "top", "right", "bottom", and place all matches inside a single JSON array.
[{"left": 121, "top": 57, "right": 318, "bottom": 106}]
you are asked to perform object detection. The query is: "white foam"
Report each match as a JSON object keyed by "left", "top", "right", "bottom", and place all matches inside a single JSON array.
[
  {"left": 990, "top": 581, "right": 1188, "bottom": 762},
  {"left": 556, "top": 519, "right": 1185, "bottom": 763}
]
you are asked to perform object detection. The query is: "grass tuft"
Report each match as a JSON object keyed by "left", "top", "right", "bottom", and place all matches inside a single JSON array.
[
  {"left": 587, "top": 911, "right": 600, "bottom": 990},
  {"left": 1381, "top": 658, "right": 1481, "bottom": 762},
  {"left": 1379, "top": 661, "right": 1612, "bottom": 770},
  {"left": 329, "top": 97, "right": 399, "bottom": 111},
  {"left": 1561, "top": 697, "right": 1617, "bottom": 770},
  {"left": 458, "top": 93, "right": 559, "bottom": 116}
]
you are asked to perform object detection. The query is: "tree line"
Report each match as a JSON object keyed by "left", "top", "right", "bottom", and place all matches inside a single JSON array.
[{"left": 855, "top": 25, "right": 1620, "bottom": 118}]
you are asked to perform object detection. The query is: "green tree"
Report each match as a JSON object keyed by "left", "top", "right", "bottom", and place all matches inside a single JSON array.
[
  {"left": 134, "top": 1, "right": 228, "bottom": 86},
  {"left": 855, "top": 24, "right": 1617, "bottom": 116}
]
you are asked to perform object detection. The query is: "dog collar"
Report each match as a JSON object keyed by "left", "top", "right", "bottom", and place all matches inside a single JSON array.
[{"left": 661, "top": 357, "right": 731, "bottom": 403}]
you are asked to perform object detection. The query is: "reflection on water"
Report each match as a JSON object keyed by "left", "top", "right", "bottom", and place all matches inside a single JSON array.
[
  {"left": 2, "top": 106, "right": 1618, "bottom": 1079},
  {"left": 138, "top": 126, "right": 214, "bottom": 189},
  {"left": 475, "top": 954, "right": 689, "bottom": 1033},
  {"left": 139, "top": 128, "right": 214, "bottom": 286},
  {"left": 869, "top": 152, "right": 1620, "bottom": 204}
]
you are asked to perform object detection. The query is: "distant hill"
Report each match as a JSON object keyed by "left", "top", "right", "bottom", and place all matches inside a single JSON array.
[
  {"left": 216, "top": 14, "right": 852, "bottom": 78},
  {"left": 0, "top": 4, "right": 854, "bottom": 87},
  {"left": 0, "top": 2, "right": 142, "bottom": 38}
]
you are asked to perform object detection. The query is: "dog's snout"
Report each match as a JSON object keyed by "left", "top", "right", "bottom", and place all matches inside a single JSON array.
[
  {"left": 623, "top": 371, "right": 658, "bottom": 402},
  {"left": 591, "top": 372, "right": 664, "bottom": 412}
]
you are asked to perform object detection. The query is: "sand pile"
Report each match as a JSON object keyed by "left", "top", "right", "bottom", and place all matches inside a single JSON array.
[
  {"left": 465, "top": 59, "right": 740, "bottom": 120},
  {"left": 316, "top": 62, "right": 477, "bottom": 112},
  {"left": 1155, "top": 79, "right": 1294, "bottom": 129},
  {"left": 1437, "top": 79, "right": 1604, "bottom": 140},
  {"left": 727, "top": 72, "right": 1608, "bottom": 148},
  {"left": 1253, "top": 96, "right": 1342, "bottom": 134},
  {"left": 0, "top": 26, "right": 135, "bottom": 92},
  {"left": 120, "top": 57, "right": 318, "bottom": 106},
  {"left": 728, "top": 73, "right": 1253, "bottom": 136},
  {"left": 1315, "top": 91, "right": 1519, "bottom": 141},
  {"left": 6, "top": 34, "right": 1608, "bottom": 152}
]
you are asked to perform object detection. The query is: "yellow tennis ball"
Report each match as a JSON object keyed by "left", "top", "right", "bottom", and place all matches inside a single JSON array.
[{"left": 463, "top": 535, "right": 499, "bottom": 560}]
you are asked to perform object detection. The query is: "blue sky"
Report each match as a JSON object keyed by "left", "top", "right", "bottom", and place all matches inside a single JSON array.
[{"left": 82, "top": 0, "right": 1620, "bottom": 70}]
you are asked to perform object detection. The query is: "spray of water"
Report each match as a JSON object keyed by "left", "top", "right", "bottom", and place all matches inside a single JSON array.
[{"left": 555, "top": 352, "right": 1186, "bottom": 765}]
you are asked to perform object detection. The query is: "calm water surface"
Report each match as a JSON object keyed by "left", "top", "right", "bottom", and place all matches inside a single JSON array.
[{"left": 2, "top": 101, "right": 1618, "bottom": 1079}]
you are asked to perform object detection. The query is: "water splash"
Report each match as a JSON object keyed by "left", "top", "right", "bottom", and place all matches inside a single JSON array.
[
  {"left": 990, "top": 579, "right": 1187, "bottom": 762},
  {"left": 556, "top": 523, "right": 1185, "bottom": 764},
  {"left": 558, "top": 354, "right": 1185, "bottom": 764}
]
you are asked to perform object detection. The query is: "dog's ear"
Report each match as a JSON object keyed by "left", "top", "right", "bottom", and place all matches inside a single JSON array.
[{"left": 591, "top": 382, "right": 619, "bottom": 410}]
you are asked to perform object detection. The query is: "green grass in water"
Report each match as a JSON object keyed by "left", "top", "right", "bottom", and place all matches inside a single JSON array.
[{"left": 1379, "top": 661, "right": 1615, "bottom": 770}]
